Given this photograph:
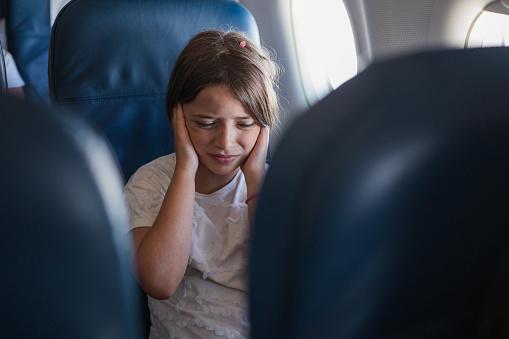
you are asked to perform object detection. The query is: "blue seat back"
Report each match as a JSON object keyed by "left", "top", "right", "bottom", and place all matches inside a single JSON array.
[
  {"left": 5, "top": 0, "right": 51, "bottom": 101},
  {"left": 49, "top": 0, "right": 259, "bottom": 181},
  {"left": 0, "top": 95, "right": 141, "bottom": 338},
  {"left": 251, "top": 47, "right": 509, "bottom": 338}
]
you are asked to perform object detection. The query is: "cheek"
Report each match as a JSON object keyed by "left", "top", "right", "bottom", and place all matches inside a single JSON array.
[
  {"left": 186, "top": 128, "right": 208, "bottom": 151},
  {"left": 240, "top": 128, "right": 261, "bottom": 152}
]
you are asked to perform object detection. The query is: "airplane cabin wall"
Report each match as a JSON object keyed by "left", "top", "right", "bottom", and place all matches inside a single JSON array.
[{"left": 345, "top": 0, "right": 494, "bottom": 64}]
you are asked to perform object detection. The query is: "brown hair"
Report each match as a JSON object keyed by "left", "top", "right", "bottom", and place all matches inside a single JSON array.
[{"left": 166, "top": 30, "right": 280, "bottom": 128}]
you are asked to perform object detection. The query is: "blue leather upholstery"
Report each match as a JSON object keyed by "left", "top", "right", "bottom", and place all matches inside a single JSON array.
[
  {"left": 0, "top": 42, "right": 6, "bottom": 92},
  {"left": 0, "top": 95, "right": 142, "bottom": 338},
  {"left": 250, "top": 47, "right": 509, "bottom": 338},
  {"left": 49, "top": 0, "right": 260, "bottom": 181},
  {"left": 5, "top": 0, "right": 51, "bottom": 101}
]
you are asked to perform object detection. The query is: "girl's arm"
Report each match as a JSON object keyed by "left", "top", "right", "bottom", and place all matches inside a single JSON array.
[
  {"left": 131, "top": 104, "right": 198, "bottom": 300},
  {"left": 242, "top": 127, "right": 270, "bottom": 224}
]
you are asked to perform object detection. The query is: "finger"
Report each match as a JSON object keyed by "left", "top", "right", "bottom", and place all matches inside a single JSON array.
[
  {"left": 171, "top": 104, "right": 184, "bottom": 131},
  {"left": 178, "top": 104, "right": 190, "bottom": 136},
  {"left": 180, "top": 104, "right": 191, "bottom": 131},
  {"left": 249, "top": 127, "right": 269, "bottom": 164},
  {"left": 259, "top": 126, "right": 270, "bottom": 147},
  {"left": 254, "top": 127, "right": 270, "bottom": 155},
  {"left": 176, "top": 104, "right": 188, "bottom": 134},
  {"left": 177, "top": 104, "right": 196, "bottom": 150},
  {"left": 175, "top": 104, "right": 182, "bottom": 125}
]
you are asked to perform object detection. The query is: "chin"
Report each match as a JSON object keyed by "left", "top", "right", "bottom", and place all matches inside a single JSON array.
[
  {"left": 203, "top": 157, "right": 244, "bottom": 177},
  {"left": 209, "top": 164, "right": 241, "bottom": 177}
]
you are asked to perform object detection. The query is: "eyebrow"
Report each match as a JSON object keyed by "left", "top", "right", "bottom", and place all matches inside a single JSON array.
[{"left": 190, "top": 114, "right": 253, "bottom": 120}]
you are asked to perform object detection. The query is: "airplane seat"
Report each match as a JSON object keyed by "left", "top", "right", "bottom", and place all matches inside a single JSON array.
[
  {"left": 0, "top": 42, "right": 6, "bottom": 93},
  {"left": 0, "top": 95, "right": 141, "bottom": 338},
  {"left": 49, "top": 0, "right": 260, "bottom": 181},
  {"left": 5, "top": 0, "right": 51, "bottom": 101},
  {"left": 250, "top": 47, "right": 509, "bottom": 339}
]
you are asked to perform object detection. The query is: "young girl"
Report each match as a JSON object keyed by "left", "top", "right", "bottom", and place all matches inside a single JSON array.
[{"left": 125, "top": 30, "right": 280, "bottom": 339}]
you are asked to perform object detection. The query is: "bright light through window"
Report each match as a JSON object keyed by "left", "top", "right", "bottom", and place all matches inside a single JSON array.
[
  {"left": 292, "top": 0, "right": 357, "bottom": 104},
  {"left": 51, "top": 0, "right": 73, "bottom": 25},
  {"left": 467, "top": 3, "right": 509, "bottom": 48}
]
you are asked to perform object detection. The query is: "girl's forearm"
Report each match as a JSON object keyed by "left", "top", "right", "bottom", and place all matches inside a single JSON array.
[{"left": 135, "top": 168, "right": 195, "bottom": 299}]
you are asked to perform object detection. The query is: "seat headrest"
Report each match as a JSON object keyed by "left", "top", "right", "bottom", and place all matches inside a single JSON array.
[
  {"left": 0, "top": 95, "right": 141, "bottom": 338},
  {"left": 5, "top": 0, "right": 51, "bottom": 100},
  {"left": 49, "top": 0, "right": 259, "bottom": 180},
  {"left": 250, "top": 47, "right": 509, "bottom": 338}
]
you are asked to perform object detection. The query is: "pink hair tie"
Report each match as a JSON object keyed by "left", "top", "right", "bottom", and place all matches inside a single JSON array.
[{"left": 239, "top": 40, "right": 247, "bottom": 48}]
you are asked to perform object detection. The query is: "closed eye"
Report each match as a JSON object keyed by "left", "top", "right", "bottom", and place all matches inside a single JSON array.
[
  {"left": 194, "top": 121, "right": 215, "bottom": 128},
  {"left": 237, "top": 122, "right": 255, "bottom": 128}
]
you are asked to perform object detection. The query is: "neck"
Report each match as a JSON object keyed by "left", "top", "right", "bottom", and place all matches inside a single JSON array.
[{"left": 195, "top": 164, "right": 239, "bottom": 194}]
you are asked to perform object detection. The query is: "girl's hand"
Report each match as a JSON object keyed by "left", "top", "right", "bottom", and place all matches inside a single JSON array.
[
  {"left": 172, "top": 104, "right": 199, "bottom": 174},
  {"left": 241, "top": 126, "right": 270, "bottom": 195}
]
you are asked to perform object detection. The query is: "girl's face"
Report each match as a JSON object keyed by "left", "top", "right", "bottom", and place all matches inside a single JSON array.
[{"left": 183, "top": 85, "right": 261, "bottom": 186}]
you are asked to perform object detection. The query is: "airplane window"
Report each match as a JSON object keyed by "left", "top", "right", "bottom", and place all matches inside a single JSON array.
[
  {"left": 291, "top": 0, "right": 357, "bottom": 105},
  {"left": 467, "top": 0, "right": 509, "bottom": 48}
]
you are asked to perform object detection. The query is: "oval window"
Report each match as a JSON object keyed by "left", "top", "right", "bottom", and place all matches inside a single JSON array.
[
  {"left": 467, "top": 0, "right": 509, "bottom": 48},
  {"left": 292, "top": 0, "right": 358, "bottom": 105}
]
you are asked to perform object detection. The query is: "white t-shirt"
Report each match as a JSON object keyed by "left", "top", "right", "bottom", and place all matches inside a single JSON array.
[
  {"left": 125, "top": 154, "right": 250, "bottom": 339},
  {"left": 3, "top": 49, "right": 25, "bottom": 88},
  {"left": 0, "top": 19, "right": 25, "bottom": 88}
]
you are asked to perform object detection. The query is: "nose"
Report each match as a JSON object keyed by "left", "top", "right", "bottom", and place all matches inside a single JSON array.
[{"left": 213, "top": 123, "right": 236, "bottom": 150}]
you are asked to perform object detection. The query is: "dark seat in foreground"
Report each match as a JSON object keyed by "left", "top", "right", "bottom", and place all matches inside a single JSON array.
[
  {"left": 0, "top": 95, "right": 141, "bottom": 338},
  {"left": 250, "top": 47, "right": 509, "bottom": 338}
]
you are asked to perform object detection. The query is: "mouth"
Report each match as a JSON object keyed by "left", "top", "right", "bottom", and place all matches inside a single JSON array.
[{"left": 210, "top": 154, "right": 240, "bottom": 164}]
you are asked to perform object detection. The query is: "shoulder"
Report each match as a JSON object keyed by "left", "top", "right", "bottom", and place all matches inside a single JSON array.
[
  {"left": 124, "top": 154, "right": 176, "bottom": 229},
  {"left": 126, "top": 154, "right": 176, "bottom": 191}
]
